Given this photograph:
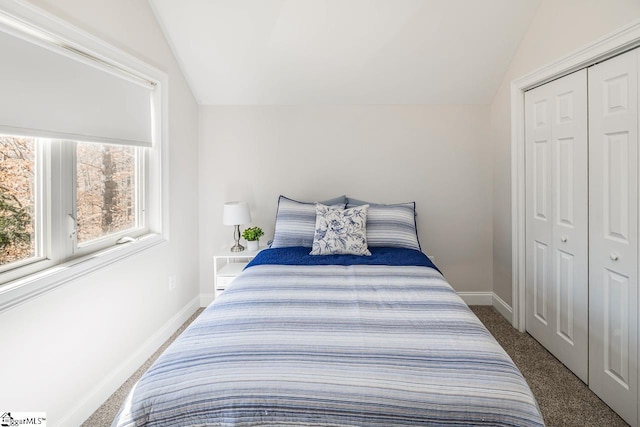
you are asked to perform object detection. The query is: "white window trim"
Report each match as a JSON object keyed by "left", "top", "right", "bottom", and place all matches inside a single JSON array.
[
  {"left": 510, "top": 18, "right": 640, "bottom": 332},
  {"left": 0, "top": 0, "right": 169, "bottom": 313}
]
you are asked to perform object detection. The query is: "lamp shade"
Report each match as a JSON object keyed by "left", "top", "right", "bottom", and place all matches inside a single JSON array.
[{"left": 223, "top": 201, "right": 252, "bottom": 225}]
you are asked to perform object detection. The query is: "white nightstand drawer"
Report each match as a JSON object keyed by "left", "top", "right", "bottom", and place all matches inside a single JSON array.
[
  {"left": 213, "top": 247, "right": 264, "bottom": 299},
  {"left": 215, "top": 275, "right": 237, "bottom": 297},
  {"left": 218, "top": 262, "right": 248, "bottom": 277}
]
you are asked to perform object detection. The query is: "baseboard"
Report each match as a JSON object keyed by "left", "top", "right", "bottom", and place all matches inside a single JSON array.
[
  {"left": 58, "top": 296, "right": 200, "bottom": 427},
  {"left": 457, "top": 291, "right": 493, "bottom": 305},
  {"left": 492, "top": 292, "right": 513, "bottom": 323},
  {"left": 458, "top": 291, "right": 514, "bottom": 325}
]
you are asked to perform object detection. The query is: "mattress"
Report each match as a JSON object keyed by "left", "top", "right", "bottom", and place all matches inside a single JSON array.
[{"left": 113, "top": 248, "right": 543, "bottom": 426}]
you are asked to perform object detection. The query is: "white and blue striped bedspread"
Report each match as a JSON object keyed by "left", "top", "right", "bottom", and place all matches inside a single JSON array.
[{"left": 113, "top": 264, "right": 544, "bottom": 426}]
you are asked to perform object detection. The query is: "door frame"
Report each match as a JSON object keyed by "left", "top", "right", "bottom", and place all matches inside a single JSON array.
[{"left": 511, "top": 19, "right": 640, "bottom": 332}]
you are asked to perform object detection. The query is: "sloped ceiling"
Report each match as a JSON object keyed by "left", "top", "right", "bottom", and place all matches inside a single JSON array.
[{"left": 149, "top": 0, "right": 540, "bottom": 105}]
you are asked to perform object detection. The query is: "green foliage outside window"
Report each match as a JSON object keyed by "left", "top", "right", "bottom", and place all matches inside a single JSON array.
[{"left": 0, "top": 191, "right": 31, "bottom": 250}]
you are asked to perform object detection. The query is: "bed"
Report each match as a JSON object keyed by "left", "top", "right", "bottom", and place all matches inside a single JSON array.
[{"left": 113, "top": 196, "right": 544, "bottom": 426}]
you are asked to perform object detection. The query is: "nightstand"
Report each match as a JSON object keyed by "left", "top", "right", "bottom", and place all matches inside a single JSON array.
[{"left": 213, "top": 246, "right": 264, "bottom": 298}]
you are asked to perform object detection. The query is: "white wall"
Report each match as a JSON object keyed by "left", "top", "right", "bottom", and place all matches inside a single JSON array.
[
  {"left": 199, "top": 105, "right": 493, "bottom": 303},
  {"left": 491, "top": 0, "right": 640, "bottom": 306},
  {"left": 0, "top": 1, "right": 200, "bottom": 426},
  {"left": 9, "top": 0, "right": 635, "bottom": 422}
]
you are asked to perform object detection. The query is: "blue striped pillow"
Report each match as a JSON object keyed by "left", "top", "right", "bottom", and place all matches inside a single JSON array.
[
  {"left": 271, "top": 195, "right": 347, "bottom": 248},
  {"left": 346, "top": 200, "right": 420, "bottom": 251}
]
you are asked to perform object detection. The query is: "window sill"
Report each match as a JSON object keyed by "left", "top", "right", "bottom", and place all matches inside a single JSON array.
[{"left": 0, "top": 233, "right": 166, "bottom": 314}]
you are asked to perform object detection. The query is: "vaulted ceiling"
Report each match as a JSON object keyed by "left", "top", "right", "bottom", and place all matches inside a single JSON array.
[{"left": 150, "top": 0, "right": 541, "bottom": 105}]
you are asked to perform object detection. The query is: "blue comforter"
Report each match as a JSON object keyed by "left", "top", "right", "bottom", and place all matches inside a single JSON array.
[
  {"left": 113, "top": 248, "right": 543, "bottom": 426},
  {"left": 247, "top": 246, "right": 441, "bottom": 272}
]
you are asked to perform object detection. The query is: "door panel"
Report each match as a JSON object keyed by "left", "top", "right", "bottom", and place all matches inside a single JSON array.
[
  {"left": 527, "top": 91, "right": 553, "bottom": 343},
  {"left": 604, "top": 269, "right": 630, "bottom": 387},
  {"left": 534, "top": 241, "right": 549, "bottom": 323},
  {"left": 534, "top": 139, "right": 550, "bottom": 220},
  {"left": 557, "top": 137, "right": 575, "bottom": 226},
  {"left": 589, "top": 48, "right": 639, "bottom": 426},
  {"left": 525, "top": 69, "right": 589, "bottom": 382},
  {"left": 556, "top": 249, "right": 574, "bottom": 344},
  {"left": 604, "top": 131, "right": 630, "bottom": 241}
]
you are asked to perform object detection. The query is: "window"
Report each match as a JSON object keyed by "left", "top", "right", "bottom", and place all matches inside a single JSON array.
[
  {"left": 0, "top": 136, "right": 39, "bottom": 268},
  {"left": 0, "top": 135, "right": 148, "bottom": 281},
  {"left": 0, "top": 3, "right": 166, "bottom": 306},
  {"left": 76, "top": 142, "right": 143, "bottom": 246}
]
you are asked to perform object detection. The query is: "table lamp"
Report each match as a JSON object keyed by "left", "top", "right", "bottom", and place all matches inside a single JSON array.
[{"left": 223, "top": 201, "right": 252, "bottom": 252}]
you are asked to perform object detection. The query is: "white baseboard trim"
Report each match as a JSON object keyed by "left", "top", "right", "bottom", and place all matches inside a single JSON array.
[
  {"left": 457, "top": 291, "right": 493, "bottom": 305},
  {"left": 492, "top": 293, "right": 513, "bottom": 323},
  {"left": 457, "top": 292, "right": 514, "bottom": 324},
  {"left": 58, "top": 296, "right": 200, "bottom": 427}
]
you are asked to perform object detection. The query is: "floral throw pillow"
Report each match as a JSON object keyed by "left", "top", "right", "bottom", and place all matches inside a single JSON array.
[{"left": 310, "top": 204, "right": 371, "bottom": 256}]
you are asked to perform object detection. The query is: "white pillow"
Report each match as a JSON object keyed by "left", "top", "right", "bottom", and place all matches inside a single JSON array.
[{"left": 310, "top": 204, "right": 371, "bottom": 256}]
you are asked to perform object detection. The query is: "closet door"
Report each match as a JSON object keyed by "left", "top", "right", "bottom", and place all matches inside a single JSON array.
[
  {"left": 589, "top": 48, "right": 639, "bottom": 425},
  {"left": 525, "top": 69, "right": 588, "bottom": 382}
]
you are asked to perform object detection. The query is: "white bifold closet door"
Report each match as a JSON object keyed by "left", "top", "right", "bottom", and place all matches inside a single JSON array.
[
  {"left": 588, "top": 47, "right": 639, "bottom": 425},
  {"left": 525, "top": 69, "right": 589, "bottom": 382}
]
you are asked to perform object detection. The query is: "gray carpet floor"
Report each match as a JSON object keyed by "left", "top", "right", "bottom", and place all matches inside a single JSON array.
[
  {"left": 469, "top": 306, "right": 628, "bottom": 427},
  {"left": 83, "top": 306, "right": 628, "bottom": 426}
]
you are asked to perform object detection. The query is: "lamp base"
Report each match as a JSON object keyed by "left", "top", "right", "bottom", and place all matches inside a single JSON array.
[
  {"left": 230, "top": 242, "right": 245, "bottom": 252},
  {"left": 230, "top": 224, "right": 245, "bottom": 252}
]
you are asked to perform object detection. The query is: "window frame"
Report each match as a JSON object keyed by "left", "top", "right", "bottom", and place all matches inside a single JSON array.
[{"left": 0, "top": 0, "right": 169, "bottom": 313}]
